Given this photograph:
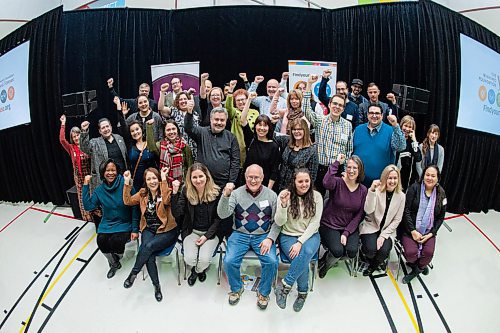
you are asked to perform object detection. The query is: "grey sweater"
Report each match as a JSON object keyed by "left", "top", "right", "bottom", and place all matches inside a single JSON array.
[{"left": 185, "top": 112, "right": 240, "bottom": 187}]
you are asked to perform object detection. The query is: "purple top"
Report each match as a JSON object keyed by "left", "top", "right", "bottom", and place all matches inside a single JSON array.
[{"left": 321, "top": 161, "right": 368, "bottom": 237}]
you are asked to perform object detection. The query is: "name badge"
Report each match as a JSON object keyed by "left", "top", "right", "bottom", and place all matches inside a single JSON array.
[
  {"left": 259, "top": 200, "right": 269, "bottom": 208},
  {"left": 442, "top": 198, "right": 447, "bottom": 206},
  {"left": 346, "top": 114, "right": 353, "bottom": 121},
  {"left": 157, "top": 197, "right": 162, "bottom": 203},
  {"left": 340, "top": 133, "right": 348, "bottom": 141}
]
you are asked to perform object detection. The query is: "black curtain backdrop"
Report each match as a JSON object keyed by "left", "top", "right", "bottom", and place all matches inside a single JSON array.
[{"left": 0, "top": 2, "right": 498, "bottom": 213}]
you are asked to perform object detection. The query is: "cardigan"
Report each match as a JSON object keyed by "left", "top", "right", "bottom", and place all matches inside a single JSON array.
[
  {"left": 275, "top": 190, "right": 323, "bottom": 244},
  {"left": 402, "top": 182, "right": 447, "bottom": 237},
  {"left": 171, "top": 188, "right": 222, "bottom": 241},
  {"left": 122, "top": 181, "right": 177, "bottom": 234},
  {"left": 360, "top": 188, "right": 406, "bottom": 239}
]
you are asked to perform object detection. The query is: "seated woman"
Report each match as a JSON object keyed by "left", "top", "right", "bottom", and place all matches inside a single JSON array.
[
  {"left": 274, "top": 168, "right": 322, "bottom": 312},
  {"left": 416, "top": 124, "right": 444, "bottom": 177},
  {"left": 239, "top": 92, "right": 280, "bottom": 189},
  {"left": 171, "top": 163, "right": 222, "bottom": 286},
  {"left": 146, "top": 118, "right": 193, "bottom": 185},
  {"left": 319, "top": 154, "right": 367, "bottom": 278},
  {"left": 400, "top": 165, "right": 446, "bottom": 284},
  {"left": 59, "top": 114, "right": 92, "bottom": 221},
  {"left": 396, "top": 115, "right": 422, "bottom": 191},
  {"left": 122, "top": 167, "right": 178, "bottom": 302},
  {"left": 82, "top": 159, "right": 139, "bottom": 279},
  {"left": 277, "top": 118, "right": 318, "bottom": 192},
  {"left": 360, "top": 165, "right": 406, "bottom": 276}
]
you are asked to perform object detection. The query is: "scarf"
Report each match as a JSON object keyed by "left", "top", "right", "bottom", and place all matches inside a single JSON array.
[
  {"left": 424, "top": 144, "right": 439, "bottom": 168},
  {"left": 415, "top": 182, "right": 436, "bottom": 257},
  {"left": 159, "top": 137, "right": 186, "bottom": 183},
  {"left": 280, "top": 108, "right": 304, "bottom": 134}
]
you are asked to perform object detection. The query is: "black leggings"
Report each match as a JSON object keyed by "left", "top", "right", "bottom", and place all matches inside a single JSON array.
[
  {"left": 97, "top": 232, "right": 131, "bottom": 254},
  {"left": 319, "top": 225, "right": 359, "bottom": 259},
  {"left": 360, "top": 232, "right": 393, "bottom": 267}
]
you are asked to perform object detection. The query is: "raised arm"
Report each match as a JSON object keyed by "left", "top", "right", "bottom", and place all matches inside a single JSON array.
[
  {"left": 59, "top": 115, "right": 72, "bottom": 154},
  {"left": 322, "top": 156, "right": 344, "bottom": 191},
  {"left": 184, "top": 96, "right": 202, "bottom": 142},
  {"left": 217, "top": 183, "right": 236, "bottom": 219},
  {"left": 317, "top": 69, "right": 332, "bottom": 107},
  {"left": 82, "top": 175, "right": 100, "bottom": 211},
  {"left": 241, "top": 91, "right": 257, "bottom": 127},
  {"left": 122, "top": 170, "right": 142, "bottom": 206},
  {"left": 225, "top": 80, "right": 238, "bottom": 120},
  {"left": 157, "top": 83, "right": 171, "bottom": 116},
  {"left": 388, "top": 115, "right": 406, "bottom": 152},
  {"left": 145, "top": 120, "right": 160, "bottom": 155},
  {"left": 303, "top": 74, "right": 320, "bottom": 127},
  {"left": 200, "top": 73, "right": 209, "bottom": 100},
  {"left": 239, "top": 72, "right": 250, "bottom": 90},
  {"left": 79, "top": 121, "right": 92, "bottom": 155}
]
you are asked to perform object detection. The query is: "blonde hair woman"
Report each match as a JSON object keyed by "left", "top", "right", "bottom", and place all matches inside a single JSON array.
[
  {"left": 171, "top": 163, "right": 222, "bottom": 286},
  {"left": 360, "top": 164, "right": 406, "bottom": 276}
]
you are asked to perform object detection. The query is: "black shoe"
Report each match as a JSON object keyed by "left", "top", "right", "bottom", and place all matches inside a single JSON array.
[
  {"left": 402, "top": 267, "right": 422, "bottom": 284},
  {"left": 318, "top": 263, "right": 329, "bottom": 279},
  {"left": 188, "top": 268, "right": 198, "bottom": 286},
  {"left": 422, "top": 266, "right": 430, "bottom": 275},
  {"left": 107, "top": 262, "right": 121, "bottom": 279},
  {"left": 154, "top": 284, "right": 163, "bottom": 302},
  {"left": 198, "top": 270, "right": 207, "bottom": 283},
  {"left": 123, "top": 274, "right": 137, "bottom": 288},
  {"left": 363, "top": 266, "right": 376, "bottom": 277}
]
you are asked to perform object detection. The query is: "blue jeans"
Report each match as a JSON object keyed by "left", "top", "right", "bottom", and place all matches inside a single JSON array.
[
  {"left": 279, "top": 233, "right": 320, "bottom": 293},
  {"left": 223, "top": 231, "right": 278, "bottom": 297},
  {"left": 131, "top": 228, "right": 178, "bottom": 285}
]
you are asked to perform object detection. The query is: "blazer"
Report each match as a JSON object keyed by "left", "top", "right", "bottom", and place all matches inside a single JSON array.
[
  {"left": 80, "top": 131, "right": 128, "bottom": 192},
  {"left": 122, "top": 181, "right": 177, "bottom": 233},
  {"left": 360, "top": 188, "right": 406, "bottom": 239},
  {"left": 171, "top": 187, "right": 222, "bottom": 241},
  {"left": 402, "top": 182, "right": 447, "bottom": 236}
]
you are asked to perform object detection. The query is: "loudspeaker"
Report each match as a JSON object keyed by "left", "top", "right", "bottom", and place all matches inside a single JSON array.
[
  {"left": 62, "top": 90, "right": 98, "bottom": 117},
  {"left": 392, "top": 84, "right": 430, "bottom": 114},
  {"left": 66, "top": 185, "right": 82, "bottom": 220}
]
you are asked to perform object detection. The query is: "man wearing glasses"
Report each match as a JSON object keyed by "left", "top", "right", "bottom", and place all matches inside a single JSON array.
[
  {"left": 107, "top": 77, "right": 158, "bottom": 113},
  {"left": 303, "top": 74, "right": 353, "bottom": 195},
  {"left": 353, "top": 103, "right": 405, "bottom": 187}
]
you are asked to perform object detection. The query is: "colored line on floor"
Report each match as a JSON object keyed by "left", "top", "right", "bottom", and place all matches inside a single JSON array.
[
  {"left": 387, "top": 269, "right": 420, "bottom": 333},
  {"left": 18, "top": 233, "right": 96, "bottom": 333},
  {"left": 0, "top": 204, "right": 35, "bottom": 233},
  {"left": 29, "top": 207, "right": 81, "bottom": 221},
  {"left": 462, "top": 214, "right": 500, "bottom": 252},
  {"left": 416, "top": 275, "right": 452, "bottom": 333},
  {"left": 370, "top": 275, "right": 398, "bottom": 333},
  {"left": 444, "top": 214, "right": 463, "bottom": 221}
]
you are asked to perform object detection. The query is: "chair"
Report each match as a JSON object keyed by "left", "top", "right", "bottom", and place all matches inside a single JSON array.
[
  {"left": 180, "top": 241, "right": 223, "bottom": 281},
  {"left": 276, "top": 246, "right": 320, "bottom": 292},
  {"left": 394, "top": 238, "right": 433, "bottom": 281},
  {"left": 141, "top": 239, "right": 181, "bottom": 286}
]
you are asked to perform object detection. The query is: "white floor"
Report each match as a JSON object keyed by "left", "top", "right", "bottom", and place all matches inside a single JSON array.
[{"left": 0, "top": 202, "right": 498, "bottom": 333}]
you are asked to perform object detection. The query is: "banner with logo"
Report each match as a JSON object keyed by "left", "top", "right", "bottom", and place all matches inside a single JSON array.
[{"left": 150, "top": 61, "right": 200, "bottom": 102}]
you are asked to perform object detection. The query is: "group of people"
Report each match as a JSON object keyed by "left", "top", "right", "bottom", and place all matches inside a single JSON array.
[{"left": 58, "top": 69, "right": 447, "bottom": 310}]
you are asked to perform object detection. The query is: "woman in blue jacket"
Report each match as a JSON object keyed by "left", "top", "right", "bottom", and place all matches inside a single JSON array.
[{"left": 83, "top": 159, "right": 140, "bottom": 279}]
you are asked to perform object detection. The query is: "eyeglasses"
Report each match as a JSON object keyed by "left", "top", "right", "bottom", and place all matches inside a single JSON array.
[
  {"left": 235, "top": 98, "right": 246, "bottom": 103},
  {"left": 330, "top": 102, "right": 345, "bottom": 108},
  {"left": 246, "top": 176, "right": 261, "bottom": 181},
  {"left": 171, "top": 81, "right": 180, "bottom": 85},
  {"left": 292, "top": 128, "right": 304, "bottom": 131},
  {"left": 368, "top": 112, "right": 382, "bottom": 116}
]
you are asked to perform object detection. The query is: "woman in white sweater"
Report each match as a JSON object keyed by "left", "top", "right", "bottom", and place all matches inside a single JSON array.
[
  {"left": 360, "top": 164, "right": 406, "bottom": 276},
  {"left": 274, "top": 168, "right": 323, "bottom": 312}
]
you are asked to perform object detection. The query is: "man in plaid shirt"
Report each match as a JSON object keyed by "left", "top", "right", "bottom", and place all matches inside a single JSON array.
[{"left": 303, "top": 74, "right": 353, "bottom": 195}]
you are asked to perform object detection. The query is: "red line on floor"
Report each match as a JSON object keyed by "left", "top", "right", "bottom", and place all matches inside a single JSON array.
[
  {"left": 444, "top": 214, "right": 463, "bottom": 220},
  {"left": 29, "top": 207, "right": 81, "bottom": 221},
  {"left": 462, "top": 215, "right": 500, "bottom": 252},
  {"left": 0, "top": 203, "right": 35, "bottom": 233}
]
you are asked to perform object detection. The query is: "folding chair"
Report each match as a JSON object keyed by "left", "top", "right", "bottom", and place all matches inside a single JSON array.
[
  {"left": 276, "top": 246, "right": 320, "bottom": 292},
  {"left": 141, "top": 239, "right": 181, "bottom": 286}
]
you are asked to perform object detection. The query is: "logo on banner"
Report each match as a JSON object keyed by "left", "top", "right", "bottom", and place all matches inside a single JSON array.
[
  {"left": 7, "top": 86, "right": 15, "bottom": 100},
  {"left": 0, "top": 90, "right": 6, "bottom": 103}
]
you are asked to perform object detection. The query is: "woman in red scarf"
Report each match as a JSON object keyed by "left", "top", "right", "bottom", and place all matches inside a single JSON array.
[
  {"left": 146, "top": 118, "right": 193, "bottom": 185},
  {"left": 59, "top": 114, "right": 92, "bottom": 221}
]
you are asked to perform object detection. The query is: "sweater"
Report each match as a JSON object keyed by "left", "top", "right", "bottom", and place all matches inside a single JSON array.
[
  {"left": 217, "top": 185, "right": 280, "bottom": 241},
  {"left": 82, "top": 174, "right": 139, "bottom": 234},
  {"left": 172, "top": 188, "right": 222, "bottom": 241},
  {"left": 353, "top": 123, "right": 405, "bottom": 186},
  {"left": 279, "top": 144, "right": 318, "bottom": 191},
  {"left": 360, "top": 188, "right": 405, "bottom": 239},
  {"left": 321, "top": 161, "right": 368, "bottom": 237},
  {"left": 275, "top": 190, "right": 323, "bottom": 244},
  {"left": 122, "top": 181, "right": 177, "bottom": 234},
  {"left": 185, "top": 112, "right": 240, "bottom": 187}
]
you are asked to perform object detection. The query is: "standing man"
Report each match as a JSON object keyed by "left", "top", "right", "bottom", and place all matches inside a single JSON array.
[
  {"left": 247, "top": 73, "right": 288, "bottom": 116},
  {"left": 303, "top": 74, "right": 353, "bottom": 195},
  {"left": 358, "top": 83, "right": 399, "bottom": 124},
  {"left": 353, "top": 103, "right": 406, "bottom": 187},
  {"left": 184, "top": 100, "right": 240, "bottom": 188},
  {"left": 80, "top": 118, "right": 128, "bottom": 192},
  {"left": 348, "top": 79, "right": 368, "bottom": 106},
  {"left": 107, "top": 78, "right": 158, "bottom": 113},
  {"left": 217, "top": 164, "right": 279, "bottom": 310}
]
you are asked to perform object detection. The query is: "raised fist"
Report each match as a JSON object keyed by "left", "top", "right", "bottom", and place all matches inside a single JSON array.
[
  {"left": 229, "top": 80, "right": 237, "bottom": 89},
  {"left": 386, "top": 93, "right": 396, "bottom": 104},
  {"left": 336, "top": 153, "right": 346, "bottom": 164},
  {"left": 160, "top": 83, "right": 169, "bottom": 92},
  {"left": 239, "top": 73, "right": 247, "bottom": 80},
  {"left": 387, "top": 114, "right": 398, "bottom": 127},
  {"left": 113, "top": 96, "right": 121, "bottom": 106},
  {"left": 201, "top": 73, "right": 209, "bottom": 80},
  {"left": 248, "top": 91, "right": 258, "bottom": 99},
  {"left": 107, "top": 78, "right": 114, "bottom": 88},
  {"left": 84, "top": 175, "right": 92, "bottom": 185},
  {"left": 223, "top": 182, "right": 235, "bottom": 197},
  {"left": 282, "top": 72, "right": 289, "bottom": 80},
  {"left": 187, "top": 87, "right": 196, "bottom": 95},
  {"left": 60, "top": 114, "right": 66, "bottom": 124},
  {"left": 123, "top": 170, "right": 132, "bottom": 184},
  {"left": 171, "top": 180, "right": 181, "bottom": 193},
  {"left": 280, "top": 189, "right": 290, "bottom": 206},
  {"left": 308, "top": 74, "right": 318, "bottom": 84},
  {"left": 186, "top": 99, "right": 195, "bottom": 113},
  {"left": 277, "top": 87, "right": 285, "bottom": 95},
  {"left": 322, "top": 69, "right": 332, "bottom": 79},
  {"left": 254, "top": 75, "right": 265, "bottom": 84},
  {"left": 81, "top": 121, "right": 90, "bottom": 131},
  {"left": 370, "top": 180, "right": 381, "bottom": 192},
  {"left": 160, "top": 167, "right": 169, "bottom": 181}
]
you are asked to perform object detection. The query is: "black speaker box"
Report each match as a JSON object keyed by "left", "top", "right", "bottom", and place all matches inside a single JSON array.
[{"left": 392, "top": 84, "right": 430, "bottom": 114}]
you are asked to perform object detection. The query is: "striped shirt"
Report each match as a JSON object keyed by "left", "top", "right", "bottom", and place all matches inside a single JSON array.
[{"left": 303, "top": 91, "right": 353, "bottom": 166}]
